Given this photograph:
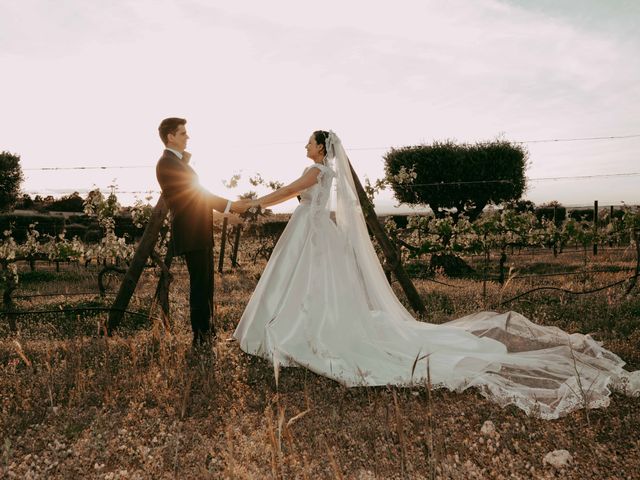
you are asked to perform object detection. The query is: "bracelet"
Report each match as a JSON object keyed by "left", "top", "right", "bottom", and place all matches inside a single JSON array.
[{"left": 224, "top": 200, "right": 232, "bottom": 215}]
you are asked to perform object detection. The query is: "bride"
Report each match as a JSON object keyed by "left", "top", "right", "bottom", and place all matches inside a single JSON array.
[{"left": 232, "top": 130, "right": 639, "bottom": 419}]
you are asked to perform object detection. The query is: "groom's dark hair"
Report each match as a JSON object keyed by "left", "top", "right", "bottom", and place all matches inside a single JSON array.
[
  {"left": 159, "top": 117, "right": 187, "bottom": 145},
  {"left": 313, "top": 130, "right": 330, "bottom": 155}
]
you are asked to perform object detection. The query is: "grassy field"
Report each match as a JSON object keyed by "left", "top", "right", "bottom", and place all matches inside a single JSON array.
[{"left": 1, "top": 245, "right": 639, "bottom": 479}]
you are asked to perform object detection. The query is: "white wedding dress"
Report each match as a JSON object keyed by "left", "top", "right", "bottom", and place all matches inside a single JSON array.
[{"left": 233, "top": 133, "right": 639, "bottom": 419}]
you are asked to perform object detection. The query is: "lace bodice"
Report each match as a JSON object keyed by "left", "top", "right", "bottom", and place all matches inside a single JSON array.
[{"left": 299, "top": 163, "right": 335, "bottom": 213}]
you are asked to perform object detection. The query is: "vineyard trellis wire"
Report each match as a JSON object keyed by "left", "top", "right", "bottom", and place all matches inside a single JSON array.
[{"left": 2, "top": 205, "right": 639, "bottom": 277}]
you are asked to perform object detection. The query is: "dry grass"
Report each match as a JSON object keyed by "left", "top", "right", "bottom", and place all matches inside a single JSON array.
[{"left": 1, "top": 247, "right": 639, "bottom": 479}]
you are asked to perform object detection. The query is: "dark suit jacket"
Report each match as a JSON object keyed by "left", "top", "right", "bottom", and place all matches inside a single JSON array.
[{"left": 156, "top": 149, "right": 216, "bottom": 255}]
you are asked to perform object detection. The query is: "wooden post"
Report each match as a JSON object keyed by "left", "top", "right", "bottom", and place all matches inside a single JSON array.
[
  {"left": 552, "top": 205, "right": 558, "bottom": 257},
  {"left": 348, "top": 161, "right": 426, "bottom": 315},
  {"left": 482, "top": 234, "right": 488, "bottom": 303},
  {"left": 108, "top": 196, "right": 169, "bottom": 334},
  {"left": 218, "top": 217, "right": 229, "bottom": 273},
  {"left": 153, "top": 248, "right": 174, "bottom": 330},
  {"left": 609, "top": 205, "right": 614, "bottom": 247},
  {"left": 231, "top": 226, "right": 242, "bottom": 268},
  {"left": 593, "top": 200, "right": 598, "bottom": 256},
  {"left": 626, "top": 228, "right": 640, "bottom": 295},
  {"left": 498, "top": 247, "right": 507, "bottom": 285},
  {"left": 2, "top": 262, "right": 17, "bottom": 332}
]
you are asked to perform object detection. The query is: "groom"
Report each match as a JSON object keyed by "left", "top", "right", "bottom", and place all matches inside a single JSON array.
[{"left": 156, "top": 117, "right": 242, "bottom": 348}]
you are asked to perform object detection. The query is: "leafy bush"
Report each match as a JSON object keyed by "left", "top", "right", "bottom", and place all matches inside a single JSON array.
[{"left": 384, "top": 139, "right": 527, "bottom": 221}]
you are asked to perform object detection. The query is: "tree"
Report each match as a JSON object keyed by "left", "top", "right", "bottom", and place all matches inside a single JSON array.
[
  {"left": 535, "top": 200, "right": 566, "bottom": 226},
  {"left": 384, "top": 140, "right": 528, "bottom": 221},
  {"left": 48, "top": 192, "right": 85, "bottom": 212},
  {"left": 16, "top": 193, "right": 34, "bottom": 210},
  {"left": 507, "top": 199, "right": 536, "bottom": 213},
  {"left": 0, "top": 151, "right": 24, "bottom": 212}
]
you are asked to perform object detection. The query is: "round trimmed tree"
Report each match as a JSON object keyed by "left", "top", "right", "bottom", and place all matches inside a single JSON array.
[{"left": 384, "top": 140, "right": 528, "bottom": 221}]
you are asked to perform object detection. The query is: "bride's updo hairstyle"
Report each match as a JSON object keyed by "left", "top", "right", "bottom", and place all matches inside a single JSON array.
[{"left": 313, "top": 130, "right": 330, "bottom": 156}]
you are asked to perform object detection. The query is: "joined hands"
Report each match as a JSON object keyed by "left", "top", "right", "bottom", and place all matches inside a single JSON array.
[{"left": 231, "top": 199, "right": 260, "bottom": 214}]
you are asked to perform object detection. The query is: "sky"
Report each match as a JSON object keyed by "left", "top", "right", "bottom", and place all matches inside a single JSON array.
[{"left": 1, "top": 0, "right": 639, "bottom": 213}]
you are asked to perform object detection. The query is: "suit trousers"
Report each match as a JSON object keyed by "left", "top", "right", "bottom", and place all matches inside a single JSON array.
[{"left": 184, "top": 247, "right": 214, "bottom": 345}]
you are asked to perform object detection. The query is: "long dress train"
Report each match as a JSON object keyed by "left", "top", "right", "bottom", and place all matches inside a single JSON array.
[{"left": 233, "top": 137, "right": 639, "bottom": 419}]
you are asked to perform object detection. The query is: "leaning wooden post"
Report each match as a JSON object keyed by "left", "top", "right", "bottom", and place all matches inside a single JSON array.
[
  {"left": 218, "top": 217, "right": 229, "bottom": 273},
  {"left": 108, "top": 196, "right": 169, "bottom": 334},
  {"left": 153, "top": 248, "right": 174, "bottom": 330},
  {"left": 231, "top": 226, "right": 242, "bottom": 268},
  {"left": 348, "top": 161, "right": 426, "bottom": 315}
]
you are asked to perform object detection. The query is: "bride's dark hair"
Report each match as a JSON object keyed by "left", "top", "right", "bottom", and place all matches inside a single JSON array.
[{"left": 313, "top": 130, "right": 330, "bottom": 155}]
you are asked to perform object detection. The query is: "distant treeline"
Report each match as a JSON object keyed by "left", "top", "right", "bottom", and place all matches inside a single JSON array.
[
  {"left": 0, "top": 212, "right": 141, "bottom": 244},
  {"left": 15, "top": 192, "right": 86, "bottom": 212}
]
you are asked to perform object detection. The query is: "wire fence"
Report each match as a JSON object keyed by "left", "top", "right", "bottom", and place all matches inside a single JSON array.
[
  {"left": 18, "top": 130, "right": 640, "bottom": 197},
  {"left": 5, "top": 130, "right": 640, "bottom": 330},
  {"left": 3, "top": 250, "right": 637, "bottom": 331}
]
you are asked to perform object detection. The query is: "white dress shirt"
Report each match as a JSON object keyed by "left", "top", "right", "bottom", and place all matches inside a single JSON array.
[{"left": 166, "top": 148, "right": 183, "bottom": 160}]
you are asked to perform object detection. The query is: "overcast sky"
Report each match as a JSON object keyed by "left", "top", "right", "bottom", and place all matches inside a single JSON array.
[{"left": 1, "top": 0, "right": 639, "bottom": 212}]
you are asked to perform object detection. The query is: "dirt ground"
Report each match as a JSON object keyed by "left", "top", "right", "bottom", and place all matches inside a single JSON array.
[{"left": 1, "top": 249, "right": 639, "bottom": 479}]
